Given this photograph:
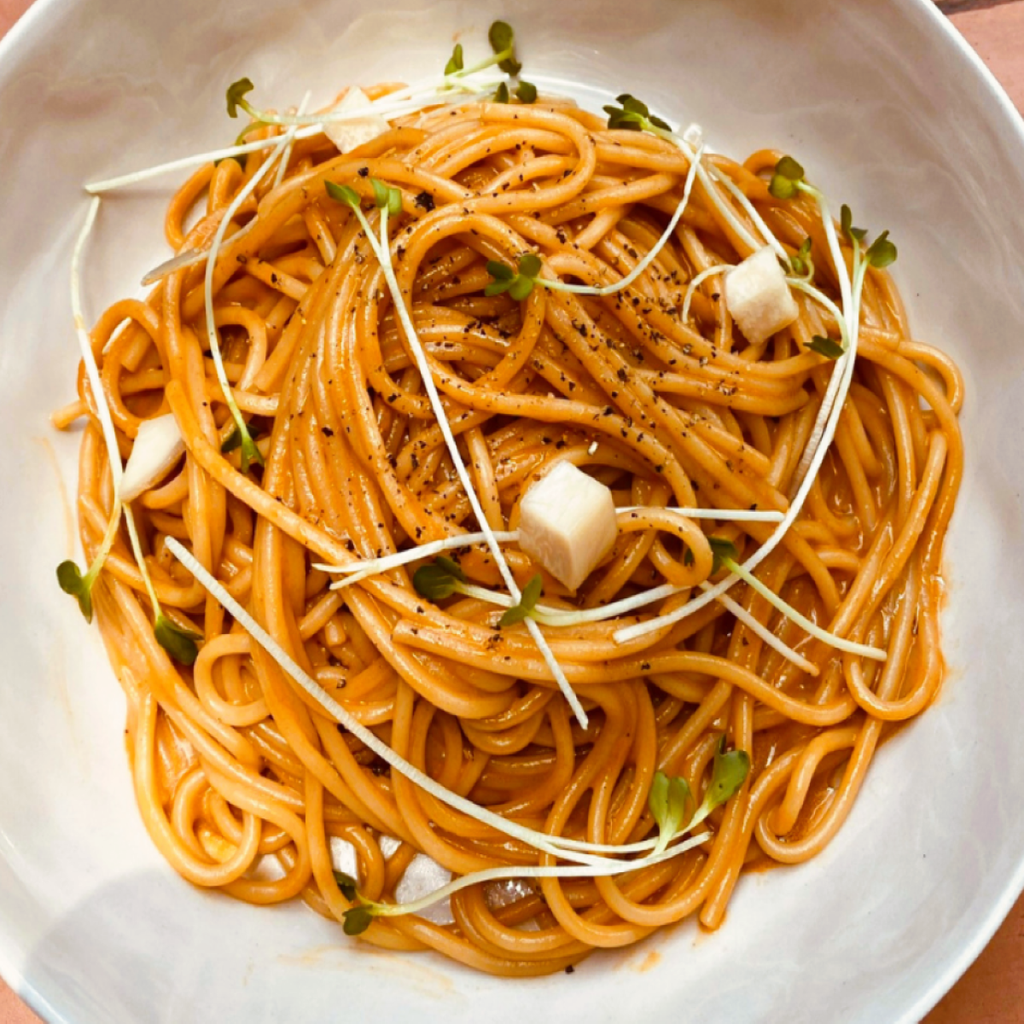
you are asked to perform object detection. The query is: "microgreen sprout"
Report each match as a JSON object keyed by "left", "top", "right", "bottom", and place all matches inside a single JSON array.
[
  {"left": 493, "top": 81, "right": 510, "bottom": 104},
  {"left": 332, "top": 870, "right": 375, "bottom": 935},
  {"left": 488, "top": 20, "right": 522, "bottom": 76},
  {"left": 484, "top": 253, "right": 541, "bottom": 300},
  {"left": 57, "top": 512, "right": 118, "bottom": 623},
  {"left": 64, "top": 198, "right": 203, "bottom": 665},
  {"left": 225, "top": 77, "right": 256, "bottom": 119},
  {"left": 686, "top": 736, "right": 751, "bottom": 831},
  {"left": 708, "top": 536, "right": 739, "bottom": 575},
  {"left": 498, "top": 573, "right": 543, "bottom": 627},
  {"left": 648, "top": 771, "right": 691, "bottom": 856},
  {"left": 153, "top": 615, "right": 202, "bottom": 666},
  {"left": 768, "top": 155, "right": 805, "bottom": 200},
  {"left": 603, "top": 94, "right": 672, "bottom": 133},
  {"left": 412, "top": 556, "right": 467, "bottom": 600}
]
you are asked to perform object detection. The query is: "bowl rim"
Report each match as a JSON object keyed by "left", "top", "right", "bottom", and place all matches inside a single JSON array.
[{"left": 0, "top": 0, "right": 1022, "bottom": 1021}]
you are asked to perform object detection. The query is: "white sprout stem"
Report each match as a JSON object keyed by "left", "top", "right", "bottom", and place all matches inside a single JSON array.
[
  {"left": 165, "top": 536, "right": 654, "bottom": 865},
  {"left": 84, "top": 128, "right": 322, "bottom": 193},
  {"left": 84, "top": 81, "right": 501, "bottom": 195},
  {"left": 71, "top": 197, "right": 122, "bottom": 487},
  {"left": 539, "top": 143, "right": 705, "bottom": 297},
  {"left": 123, "top": 506, "right": 163, "bottom": 615},
  {"left": 709, "top": 584, "right": 819, "bottom": 675},
  {"left": 721, "top": 557, "right": 884, "bottom": 661},
  {"left": 711, "top": 168, "right": 790, "bottom": 265},
  {"left": 236, "top": 78, "right": 500, "bottom": 128},
  {"left": 786, "top": 189, "right": 861, "bottom": 497},
  {"left": 618, "top": 505, "right": 784, "bottom": 523},
  {"left": 203, "top": 120, "right": 299, "bottom": 455},
  {"left": 358, "top": 201, "right": 589, "bottom": 729},
  {"left": 362, "top": 830, "right": 712, "bottom": 920},
  {"left": 314, "top": 530, "right": 518, "bottom": 579},
  {"left": 659, "top": 130, "right": 761, "bottom": 254},
  {"left": 273, "top": 92, "right": 312, "bottom": 189},
  {"left": 680, "top": 264, "right": 731, "bottom": 324},
  {"left": 141, "top": 224, "right": 248, "bottom": 286}
]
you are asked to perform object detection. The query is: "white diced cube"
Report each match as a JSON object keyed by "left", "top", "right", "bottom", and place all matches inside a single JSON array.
[
  {"left": 323, "top": 87, "right": 390, "bottom": 154},
  {"left": 518, "top": 461, "right": 618, "bottom": 591},
  {"left": 723, "top": 245, "right": 799, "bottom": 345},
  {"left": 120, "top": 414, "right": 185, "bottom": 502}
]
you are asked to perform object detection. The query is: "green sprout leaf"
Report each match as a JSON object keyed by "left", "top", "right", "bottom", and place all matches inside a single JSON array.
[
  {"left": 370, "top": 178, "right": 402, "bottom": 216},
  {"left": 840, "top": 204, "right": 867, "bottom": 243},
  {"left": 485, "top": 254, "right": 540, "bottom": 300},
  {"left": 412, "top": 557, "right": 466, "bottom": 601},
  {"left": 226, "top": 77, "right": 255, "bottom": 119},
  {"left": 488, "top": 20, "right": 522, "bottom": 76},
  {"left": 486, "top": 260, "right": 515, "bottom": 282},
  {"left": 154, "top": 614, "right": 202, "bottom": 667},
  {"left": 768, "top": 156, "right": 806, "bottom": 201},
  {"left": 57, "top": 560, "right": 93, "bottom": 622},
  {"left": 603, "top": 94, "right": 672, "bottom": 134},
  {"left": 221, "top": 427, "right": 242, "bottom": 453},
  {"left": 708, "top": 536, "right": 739, "bottom": 575},
  {"left": 445, "top": 42, "right": 464, "bottom": 76},
  {"left": 775, "top": 155, "right": 804, "bottom": 182},
  {"left": 701, "top": 736, "right": 750, "bottom": 816},
  {"left": 507, "top": 275, "right": 534, "bottom": 301},
  {"left": 493, "top": 81, "right": 510, "bottom": 104},
  {"left": 648, "top": 770, "right": 692, "bottom": 855},
  {"left": 498, "top": 573, "right": 543, "bottom": 627},
  {"left": 333, "top": 871, "right": 359, "bottom": 901},
  {"left": 343, "top": 905, "right": 374, "bottom": 936},
  {"left": 865, "top": 230, "right": 897, "bottom": 268},
  {"left": 515, "top": 80, "right": 537, "bottom": 104},
  {"left": 807, "top": 335, "right": 844, "bottom": 360},
  {"left": 371, "top": 177, "right": 390, "bottom": 209},
  {"left": 768, "top": 173, "right": 799, "bottom": 200},
  {"left": 325, "top": 180, "right": 361, "bottom": 208},
  {"left": 518, "top": 253, "right": 541, "bottom": 278}
]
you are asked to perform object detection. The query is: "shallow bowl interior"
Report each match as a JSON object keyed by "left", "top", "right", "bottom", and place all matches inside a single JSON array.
[{"left": 0, "top": 0, "right": 1022, "bottom": 1021}]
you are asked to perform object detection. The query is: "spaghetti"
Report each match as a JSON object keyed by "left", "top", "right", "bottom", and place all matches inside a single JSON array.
[{"left": 57, "top": 47, "right": 963, "bottom": 976}]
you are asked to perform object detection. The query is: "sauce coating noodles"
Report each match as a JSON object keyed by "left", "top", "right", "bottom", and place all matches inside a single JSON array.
[{"left": 65, "top": 88, "right": 963, "bottom": 975}]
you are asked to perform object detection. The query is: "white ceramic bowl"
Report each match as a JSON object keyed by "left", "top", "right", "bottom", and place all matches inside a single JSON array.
[{"left": 1, "top": 0, "right": 1021, "bottom": 1020}]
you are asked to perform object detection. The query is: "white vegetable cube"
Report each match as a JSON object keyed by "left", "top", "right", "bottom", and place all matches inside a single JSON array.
[
  {"left": 323, "top": 87, "right": 390, "bottom": 154},
  {"left": 723, "top": 245, "right": 799, "bottom": 345},
  {"left": 518, "top": 461, "right": 619, "bottom": 591},
  {"left": 120, "top": 414, "right": 185, "bottom": 503}
]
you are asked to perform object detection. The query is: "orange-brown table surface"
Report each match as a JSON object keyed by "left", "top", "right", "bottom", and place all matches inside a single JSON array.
[{"left": 0, "top": 0, "right": 1020, "bottom": 1020}]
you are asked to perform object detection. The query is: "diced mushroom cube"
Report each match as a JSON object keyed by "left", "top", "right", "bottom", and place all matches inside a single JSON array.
[{"left": 517, "top": 461, "right": 618, "bottom": 591}]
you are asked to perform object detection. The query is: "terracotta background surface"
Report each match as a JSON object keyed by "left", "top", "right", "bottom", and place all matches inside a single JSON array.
[{"left": 0, "top": 0, "right": 1020, "bottom": 1020}]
